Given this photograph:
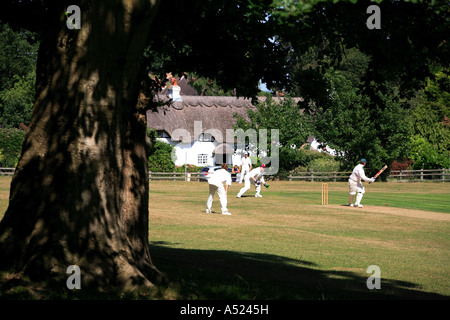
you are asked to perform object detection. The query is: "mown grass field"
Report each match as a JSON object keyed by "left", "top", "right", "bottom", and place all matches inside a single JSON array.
[
  {"left": 0, "top": 176, "right": 449, "bottom": 300},
  {"left": 145, "top": 180, "right": 450, "bottom": 300}
]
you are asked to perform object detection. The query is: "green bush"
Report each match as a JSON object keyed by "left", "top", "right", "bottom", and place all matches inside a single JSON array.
[
  {"left": 279, "top": 148, "right": 308, "bottom": 171},
  {"left": 307, "top": 156, "right": 340, "bottom": 172},
  {"left": 0, "top": 128, "right": 25, "bottom": 167},
  {"left": 409, "top": 135, "right": 450, "bottom": 169},
  {"left": 148, "top": 140, "right": 176, "bottom": 172},
  {"left": 291, "top": 165, "right": 308, "bottom": 175}
]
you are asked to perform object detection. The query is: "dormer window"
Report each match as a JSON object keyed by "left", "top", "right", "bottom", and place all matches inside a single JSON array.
[
  {"left": 198, "top": 133, "right": 215, "bottom": 142},
  {"left": 157, "top": 130, "right": 170, "bottom": 138}
]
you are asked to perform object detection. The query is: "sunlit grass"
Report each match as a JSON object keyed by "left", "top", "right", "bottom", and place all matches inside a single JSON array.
[
  {"left": 148, "top": 180, "right": 450, "bottom": 299},
  {"left": 1, "top": 177, "right": 449, "bottom": 299}
]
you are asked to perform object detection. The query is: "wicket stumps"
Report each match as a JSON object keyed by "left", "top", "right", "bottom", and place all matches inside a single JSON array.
[{"left": 321, "top": 183, "right": 328, "bottom": 205}]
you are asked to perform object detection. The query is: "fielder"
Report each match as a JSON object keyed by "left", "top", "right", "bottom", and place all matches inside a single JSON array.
[
  {"left": 238, "top": 152, "right": 252, "bottom": 183},
  {"left": 236, "top": 164, "right": 268, "bottom": 198},
  {"left": 206, "top": 164, "right": 232, "bottom": 215},
  {"left": 348, "top": 158, "right": 375, "bottom": 208}
]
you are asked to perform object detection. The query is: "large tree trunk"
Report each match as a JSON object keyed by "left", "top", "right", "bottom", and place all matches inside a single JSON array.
[{"left": 0, "top": 0, "right": 163, "bottom": 290}]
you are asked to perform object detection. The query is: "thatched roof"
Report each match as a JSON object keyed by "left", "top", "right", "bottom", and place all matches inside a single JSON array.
[
  {"left": 146, "top": 95, "right": 303, "bottom": 143},
  {"left": 146, "top": 95, "right": 254, "bottom": 143}
]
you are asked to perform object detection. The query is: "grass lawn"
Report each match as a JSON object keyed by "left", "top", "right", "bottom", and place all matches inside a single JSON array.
[
  {"left": 0, "top": 176, "right": 449, "bottom": 300},
  {"left": 146, "top": 179, "right": 450, "bottom": 300}
]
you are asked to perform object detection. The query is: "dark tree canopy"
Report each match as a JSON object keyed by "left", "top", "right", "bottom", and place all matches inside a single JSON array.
[
  {"left": 275, "top": 0, "right": 449, "bottom": 98},
  {"left": 144, "top": 0, "right": 289, "bottom": 99},
  {"left": 3, "top": 0, "right": 448, "bottom": 99}
]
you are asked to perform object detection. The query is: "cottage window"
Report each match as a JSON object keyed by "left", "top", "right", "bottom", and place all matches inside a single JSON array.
[
  {"left": 198, "top": 133, "right": 215, "bottom": 142},
  {"left": 198, "top": 154, "right": 208, "bottom": 165}
]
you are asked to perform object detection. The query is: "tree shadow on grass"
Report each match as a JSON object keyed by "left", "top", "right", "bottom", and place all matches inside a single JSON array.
[{"left": 150, "top": 241, "right": 448, "bottom": 300}]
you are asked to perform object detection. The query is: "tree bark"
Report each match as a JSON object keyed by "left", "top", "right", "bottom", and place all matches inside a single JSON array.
[{"left": 0, "top": 0, "right": 163, "bottom": 290}]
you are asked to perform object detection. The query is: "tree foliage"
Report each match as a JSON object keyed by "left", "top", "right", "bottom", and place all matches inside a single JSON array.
[
  {"left": 238, "top": 95, "right": 313, "bottom": 148},
  {"left": 0, "top": 22, "right": 38, "bottom": 128},
  {"left": 0, "top": 22, "right": 38, "bottom": 92},
  {"left": 144, "top": 0, "right": 290, "bottom": 99},
  {"left": 408, "top": 69, "right": 450, "bottom": 169},
  {"left": 0, "top": 128, "right": 25, "bottom": 167},
  {"left": 270, "top": 0, "right": 449, "bottom": 170},
  {"left": 235, "top": 94, "right": 315, "bottom": 171},
  {"left": 187, "top": 73, "right": 236, "bottom": 96},
  {"left": 273, "top": 0, "right": 449, "bottom": 97},
  {"left": 311, "top": 67, "right": 413, "bottom": 171},
  {"left": 0, "top": 71, "right": 35, "bottom": 128}
]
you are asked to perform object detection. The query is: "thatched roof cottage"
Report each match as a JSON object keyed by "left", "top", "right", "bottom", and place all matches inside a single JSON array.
[{"left": 146, "top": 95, "right": 257, "bottom": 167}]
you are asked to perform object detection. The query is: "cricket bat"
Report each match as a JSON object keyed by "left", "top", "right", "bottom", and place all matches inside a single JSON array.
[{"left": 370, "top": 165, "right": 388, "bottom": 183}]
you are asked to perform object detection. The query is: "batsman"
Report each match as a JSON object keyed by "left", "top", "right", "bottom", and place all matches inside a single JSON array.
[{"left": 348, "top": 158, "right": 378, "bottom": 208}]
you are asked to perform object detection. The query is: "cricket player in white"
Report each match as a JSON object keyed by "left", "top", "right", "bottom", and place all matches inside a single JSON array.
[
  {"left": 238, "top": 153, "right": 252, "bottom": 183},
  {"left": 348, "top": 158, "right": 375, "bottom": 208},
  {"left": 236, "top": 164, "right": 267, "bottom": 198},
  {"left": 206, "top": 164, "right": 232, "bottom": 215}
]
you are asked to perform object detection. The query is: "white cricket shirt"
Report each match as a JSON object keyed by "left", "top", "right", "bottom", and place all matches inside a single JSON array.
[
  {"left": 208, "top": 169, "right": 232, "bottom": 187},
  {"left": 248, "top": 167, "right": 265, "bottom": 182},
  {"left": 241, "top": 157, "right": 252, "bottom": 170},
  {"left": 349, "top": 164, "right": 371, "bottom": 183}
]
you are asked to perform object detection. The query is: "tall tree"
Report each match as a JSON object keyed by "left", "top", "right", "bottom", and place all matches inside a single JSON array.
[
  {"left": 0, "top": 0, "right": 162, "bottom": 290},
  {"left": 272, "top": 0, "right": 449, "bottom": 169},
  {"left": 272, "top": 0, "right": 449, "bottom": 98},
  {"left": 408, "top": 68, "right": 450, "bottom": 169},
  {"left": 0, "top": 0, "right": 292, "bottom": 291},
  {"left": 309, "top": 68, "right": 413, "bottom": 171}
]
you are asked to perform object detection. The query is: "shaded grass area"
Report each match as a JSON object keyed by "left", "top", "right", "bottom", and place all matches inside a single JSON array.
[
  {"left": 0, "top": 177, "right": 449, "bottom": 300},
  {"left": 149, "top": 242, "right": 446, "bottom": 300}
]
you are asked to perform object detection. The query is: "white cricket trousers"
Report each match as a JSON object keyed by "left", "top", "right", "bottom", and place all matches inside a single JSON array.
[
  {"left": 207, "top": 184, "right": 228, "bottom": 213},
  {"left": 239, "top": 168, "right": 250, "bottom": 183},
  {"left": 348, "top": 179, "right": 365, "bottom": 204},
  {"left": 237, "top": 178, "right": 261, "bottom": 197}
]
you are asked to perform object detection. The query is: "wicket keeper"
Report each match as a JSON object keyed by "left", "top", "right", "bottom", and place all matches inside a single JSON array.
[{"left": 236, "top": 164, "right": 268, "bottom": 198}]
